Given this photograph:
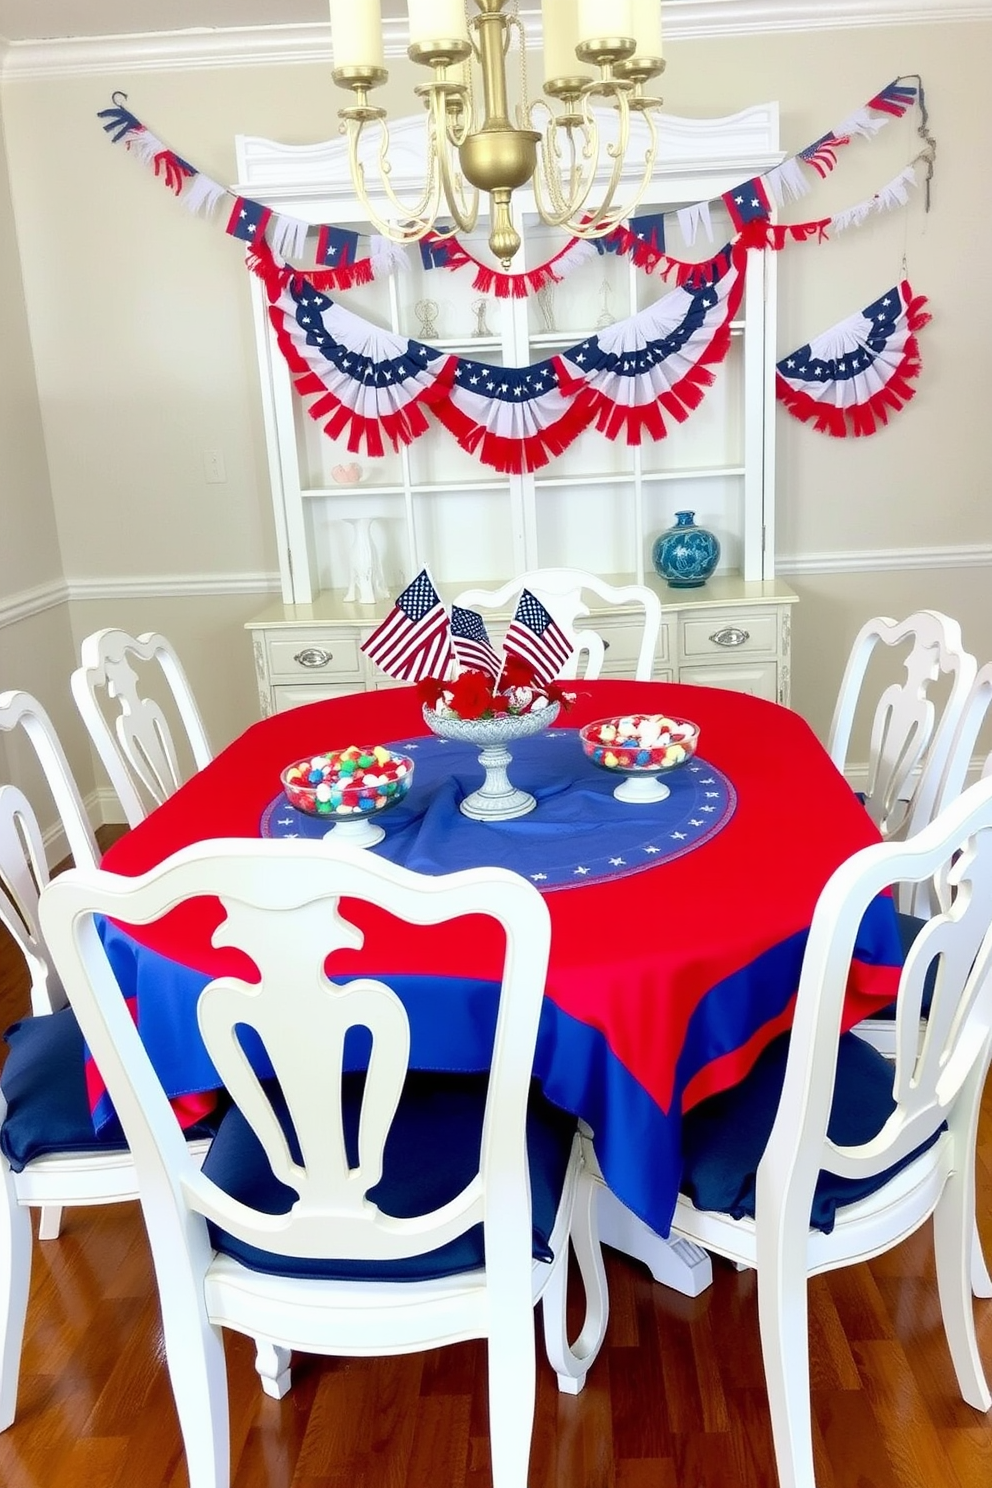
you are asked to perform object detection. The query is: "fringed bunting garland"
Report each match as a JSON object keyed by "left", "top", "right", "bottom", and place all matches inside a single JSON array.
[
  {"left": 416, "top": 75, "right": 931, "bottom": 284},
  {"left": 830, "top": 165, "right": 919, "bottom": 234},
  {"left": 96, "top": 84, "right": 934, "bottom": 456},
  {"left": 258, "top": 252, "right": 457, "bottom": 459},
  {"left": 430, "top": 355, "right": 588, "bottom": 474},
  {"left": 248, "top": 236, "right": 743, "bottom": 470},
  {"left": 99, "top": 75, "right": 931, "bottom": 306},
  {"left": 419, "top": 230, "right": 601, "bottom": 297},
  {"left": 553, "top": 243, "right": 745, "bottom": 446},
  {"left": 432, "top": 244, "right": 743, "bottom": 472},
  {"left": 776, "top": 282, "right": 931, "bottom": 437},
  {"left": 96, "top": 93, "right": 406, "bottom": 291}
]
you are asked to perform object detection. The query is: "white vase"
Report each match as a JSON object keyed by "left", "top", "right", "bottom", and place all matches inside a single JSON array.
[{"left": 344, "top": 517, "right": 389, "bottom": 604}]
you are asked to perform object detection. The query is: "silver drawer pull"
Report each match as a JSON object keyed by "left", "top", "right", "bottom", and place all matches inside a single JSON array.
[
  {"left": 293, "top": 647, "right": 333, "bottom": 669},
  {"left": 710, "top": 626, "right": 750, "bottom": 648}
]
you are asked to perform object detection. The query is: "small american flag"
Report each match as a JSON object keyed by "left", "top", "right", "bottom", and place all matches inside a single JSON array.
[
  {"left": 361, "top": 568, "right": 454, "bottom": 682},
  {"left": 451, "top": 606, "right": 501, "bottom": 680},
  {"left": 502, "top": 589, "right": 573, "bottom": 686},
  {"left": 798, "top": 132, "right": 850, "bottom": 178}
]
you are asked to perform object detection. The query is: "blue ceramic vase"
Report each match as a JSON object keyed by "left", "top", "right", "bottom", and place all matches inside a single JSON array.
[{"left": 651, "top": 510, "right": 721, "bottom": 589}]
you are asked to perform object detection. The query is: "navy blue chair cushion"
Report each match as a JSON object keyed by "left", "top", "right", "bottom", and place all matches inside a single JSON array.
[
  {"left": 869, "top": 912, "right": 936, "bottom": 1021},
  {"left": 1, "top": 1008, "right": 219, "bottom": 1172},
  {"left": 1, "top": 1008, "right": 128, "bottom": 1170},
  {"left": 679, "top": 1030, "right": 944, "bottom": 1234},
  {"left": 201, "top": 1071, "right": 578, "bottom": 1281}
]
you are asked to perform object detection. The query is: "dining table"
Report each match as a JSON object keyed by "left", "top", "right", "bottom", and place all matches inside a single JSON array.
[{"left": 94, "top": 679, "right": 902, "bottom": 1295}]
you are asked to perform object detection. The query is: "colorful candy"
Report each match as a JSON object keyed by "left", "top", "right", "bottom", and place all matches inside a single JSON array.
[
  {"left": 282, "top": 744, "right": 413, "bottom": 818},
  {"left": 579, "top": 714, "right": 699, "bottom": 774}
]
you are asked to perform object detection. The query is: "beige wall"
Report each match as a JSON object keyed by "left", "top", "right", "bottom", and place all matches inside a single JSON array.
[
  {"left": 0, "top": 17, "right": 990, "bottom": 826},
  {"left": 0, "top": 90, "right": 84, "bottom": 798},
  {"left": 0, "top": 95, "right": 61, "bottom": 595}
]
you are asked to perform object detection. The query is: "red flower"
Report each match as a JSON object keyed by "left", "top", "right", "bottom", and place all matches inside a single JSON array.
[
  {"left": 500, "top": 653, "right": 540, "bottom": 690},
  {"left": 417, "top": 676, "right": 448, "bottom": 709},
  {"left": 545, "top": 680, "right": 577, "bottom": 711},
  {"left": 447, "top": 670, "right": 496, "bottom": 720}
]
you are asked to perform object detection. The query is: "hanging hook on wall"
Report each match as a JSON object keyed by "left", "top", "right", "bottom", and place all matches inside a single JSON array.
[{"left": 906, "top": 73, "right": 937, "bottom": 211}]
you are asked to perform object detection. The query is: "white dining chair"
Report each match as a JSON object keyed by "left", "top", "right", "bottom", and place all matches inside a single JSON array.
[
  {"left": 0, "top": 689, "right": 229, "bottom": 1430},
  {"left": 669, "top": 774, "right": 992, "bottom": 1488},
  {"left": 0, "top": 690, "right": 138, "bottom": 1427},
  {"left": 851, "top": 661, "right": 992, "bottom": 1297},
  {"left": 0, "top": 689, "right": 98, "bottom": 878},
  {"left": 39, "top": 838, "right": 609, "bottom": 1488},
  {"left": 454, "top": 568, "right": 662, "bottom": 681},
  {"left": 856, "top": 661, "right": 992, "bottom": 1051},
  {"left": 827, "top": 610, "right": 977, "bottom": 848},
  {"left": 70, "top": 628, "right": 213, "bottom": 828}
]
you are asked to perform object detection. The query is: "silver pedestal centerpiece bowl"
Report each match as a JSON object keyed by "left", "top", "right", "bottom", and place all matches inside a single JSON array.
[{"left": 422, "top": 701, "right": 561, "bottom": 821}]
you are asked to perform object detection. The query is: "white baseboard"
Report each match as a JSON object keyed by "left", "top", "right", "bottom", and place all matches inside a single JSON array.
[{"left": 41, "top": 787, "right": 126, "bottom": 871}]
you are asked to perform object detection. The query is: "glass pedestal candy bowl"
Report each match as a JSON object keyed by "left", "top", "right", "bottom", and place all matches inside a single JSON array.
[
  {"left": 579, "top": 714, "right": 699, "bottom": 803},
  {"left": 281, "top": 744, "right": 414, "bottom": 847},
  {"left": 422, "top": 701, "right": 561, "bottom": 821}
]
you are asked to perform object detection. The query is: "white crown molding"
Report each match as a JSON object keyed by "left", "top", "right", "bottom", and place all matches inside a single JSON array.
[
  {"left": 3, "top": 2, "right": 990, "bottom": 81},
  {"left": 776, "top": 543, "right": 992, "bottom": 575},
  {"left": 0, "top": 577, "right": 67, "bottom": 628},
  {"left": 0, "top": 23, "right": 336, "bottom": 80},
  {"left": 659, "top": 0, "right": 992, "bottom": 39}
]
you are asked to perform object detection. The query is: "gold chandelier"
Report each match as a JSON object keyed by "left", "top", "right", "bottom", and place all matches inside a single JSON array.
[{"left": 328, "top": 0, "right": 665, "bottom": 266}]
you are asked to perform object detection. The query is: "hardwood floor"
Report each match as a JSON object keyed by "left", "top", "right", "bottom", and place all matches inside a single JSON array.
[{"left": 1, "top": 837, "right": 991, "bottom": 1487}]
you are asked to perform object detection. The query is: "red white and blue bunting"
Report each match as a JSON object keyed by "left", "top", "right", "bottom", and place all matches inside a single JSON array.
[
  {"left": 97, "top": 95, "right": 409, "bottom": 289},
  {"left": 265, "top": 265, "right": 457, "bottom": 459},
  {"left": 254, "top": 237, "right": 744, "bottom": 471},
  {"left": 776, "top": 281, "right": 931, "bottom": 437},
  {"left": 98, "top": 76, "right": 931, "bottom": 296},
  {"left": 416, "top": 77, "right": 932, "bottom": 292},
  {"left": 97, "top": 82, "right": 935, "bottom": 445}
]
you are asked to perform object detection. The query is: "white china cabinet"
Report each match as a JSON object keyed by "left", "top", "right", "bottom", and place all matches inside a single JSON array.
[{"left": 238, "top": 106, "right": 798, "bottom": 713}]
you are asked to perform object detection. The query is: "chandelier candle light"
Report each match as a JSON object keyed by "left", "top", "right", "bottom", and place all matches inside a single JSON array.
[{"left": 328, "top": 0, "right": 666, "bottom": 266}]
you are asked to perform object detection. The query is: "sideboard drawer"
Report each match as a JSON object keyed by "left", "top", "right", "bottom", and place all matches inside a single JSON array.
[
  {"left": 679, "top": 660, "right": 779, "bottom": 701},
  {"left": 680, "top": 611, "right": 778, "bottom": 660},
  {"left": 592, "top": 616, "right": 672, "bottom": 671},
  {"left": 265, "top": 631, "right": 363, "bottom": 683}
]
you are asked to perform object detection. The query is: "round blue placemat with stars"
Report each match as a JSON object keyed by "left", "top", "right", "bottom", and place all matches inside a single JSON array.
[{"left": 260, "top": 727, "right": 736, "bottom": 890}]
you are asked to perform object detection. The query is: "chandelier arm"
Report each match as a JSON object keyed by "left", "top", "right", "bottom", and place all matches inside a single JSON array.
[
  {"left": 526, "top": 103, "right": 588, "bottom": 223},
  {"left": 341, "top": 116, "right": 441, "bottom": 239},
  {"left": 558, "top": 94, "right": 662, "bottom": 240},
  {"left": 527, "top": 100, "right": 594, "bottom": 221},
  {"left": 532, "top": 111, "right": 603, "bottom": 228},
  {"left": 570, "top": 87, "right": 635, "bottom": 230},
  {"left": 428, "top": 87, "right": 480, "bottom": 233}
]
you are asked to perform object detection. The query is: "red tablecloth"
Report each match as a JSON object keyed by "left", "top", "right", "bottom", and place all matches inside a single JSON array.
[{"left": 98, "top": 681, "right": 900, "bottom": 1234}]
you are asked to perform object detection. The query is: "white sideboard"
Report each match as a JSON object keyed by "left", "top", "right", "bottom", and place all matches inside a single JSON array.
[{"left": 247, "top": 575, "right": 797, "bottom": 716}]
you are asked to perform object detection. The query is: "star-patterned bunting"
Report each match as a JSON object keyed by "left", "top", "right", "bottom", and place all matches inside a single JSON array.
[{"left": 776, "top": 280, "right": 931, "bottom": 437}]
